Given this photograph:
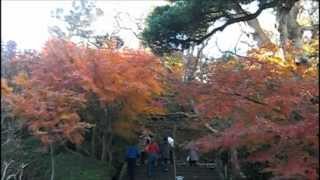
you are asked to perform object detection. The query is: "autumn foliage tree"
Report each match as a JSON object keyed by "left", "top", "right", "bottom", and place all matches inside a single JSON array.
[
  {"left": 67, "top": 39, "right": 166, "bottom": 161},
  {"left": 176, "top": 41, "right": 319, "bottom": 179},
  {"left": 2, "top": 39, "right": 166, "bottom": 173}
]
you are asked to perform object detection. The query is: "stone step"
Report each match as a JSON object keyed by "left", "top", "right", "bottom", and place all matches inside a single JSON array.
[{"left": 125, "top": 162, "right": 219, "bottom": 180}]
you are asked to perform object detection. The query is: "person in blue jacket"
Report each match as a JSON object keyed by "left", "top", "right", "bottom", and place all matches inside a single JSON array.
[{"left": 125, "top": 141, "right": 140, "bottom": 180}]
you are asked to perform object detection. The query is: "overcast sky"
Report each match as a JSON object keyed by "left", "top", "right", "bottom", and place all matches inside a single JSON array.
[{"left": 2, "top": 0, "right": 278, "bottom": 57}]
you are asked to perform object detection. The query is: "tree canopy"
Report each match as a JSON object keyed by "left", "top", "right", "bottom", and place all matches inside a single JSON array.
[
  {"left": 1, "top": 1, "right": 319, "bottom": 179},
  {"left": 174, "top": 41, "right": 319, "bottom": 179},
  {"left": 141, "top": 0, "right": 301, "bottom": 55}
]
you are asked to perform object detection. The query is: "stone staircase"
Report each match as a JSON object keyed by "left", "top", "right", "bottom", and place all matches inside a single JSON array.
[
  {"left": 133, "top": 164, "right": 173, "bottom": 180},
  {"left": 124, "top": 162, "right": 220, "bottom": 180},
  {"left": 176, "top": 162, "right": 220, "bottom": 180}
]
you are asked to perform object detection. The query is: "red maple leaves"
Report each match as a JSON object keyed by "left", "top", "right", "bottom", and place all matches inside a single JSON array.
[{"left": 176, "top": 44, "right": 319, "bottom": 179}]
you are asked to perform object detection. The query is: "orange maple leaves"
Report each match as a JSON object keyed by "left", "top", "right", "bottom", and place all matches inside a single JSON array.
[{"left": 3, "top": 39, "right": 166, "bottom": 145}]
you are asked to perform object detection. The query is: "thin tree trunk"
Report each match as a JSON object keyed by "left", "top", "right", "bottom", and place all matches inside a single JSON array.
[
  {"left": 215, "top": 158, "right": 225, "bottom": 180},
  {"left": 106, "top": 107, "right": 114, "bottom": 166},
  {"left": 75, "top": 144, "right": 81, "bottom": 153},
  {"left": 91, "top": 126, "right": 96, "bottom": 158},
  {"left": 224, "top": 164, "right": 228, "bottom": 180},
  {"left": 101, "top": 107, "right": 109, "bottom": 161},
  {"left": 230, "top": 148, "right": 245, "bottom": 179},
  {"left": 106, "top": 133, "right": 113, "bottom": 167},
  {"left": 101, "top": 107, "right": 113, "bottom": 163},
  {"left": 101, "top": 133, "right": 107, "bottom": 161},
  {"left": 50, "top": 144, "right": 55, "bottom": 180}
]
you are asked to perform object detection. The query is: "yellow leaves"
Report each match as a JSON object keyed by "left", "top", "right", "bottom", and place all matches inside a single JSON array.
[
  {"left": 1, "top": 78, "right": 13, "bottom": 96},
  {"left": 266, "top": 56, "right": 297, "bottom": 72},
  {"left": 60, "top": 112, "right": 78, "bottom": 121},
  {"left": 266, "top": 56, "right": 285, "bottom": 66},
  {"left": 297, "top": 13, "right": 312, "bottom": 27},
  {"left": 248, "top": 43, "right": 283, "bottom": 68},
  {"left": 223, "top": 59, "right": 240, "bottom": 69},
  {"left": 163, "top": 53, "right": 184, "bottom": 77},
  {"left": 303, "top": 43, "right": 315, "bottom": 55},
  {"left": 164, "top": 55, "right": 183, "bottom": 68},
  {"left": 302, "top": 63, "right": 318, "bottom": 78},
  {"left": 303, "top": 38, "right": 319, "bottom": 56},
  {"left": 248, "top": 42, "right": 312, "bottom": 75},
  {"left": 14, "top": 73, "right": 29, "bottom": 86}
]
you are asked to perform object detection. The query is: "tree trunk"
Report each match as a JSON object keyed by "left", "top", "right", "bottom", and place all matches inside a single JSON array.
[
  {"left": 230, "top": 148, "right": 245, "bottom": 179},
  {"left": 277, "top": 0, "right": 303, "bottom": 60},
  {"left": 287, "top": 2, "right": 303, "bottom": 50},
  {"left": 101, "top": 133, "right": 107, "bottom": 161},
  {"left": 215, "top": 157, "right": 225, "bottom": 180},
  {"left": 106, "top": 132, "right": 113, "bottom": 167},
  {"left": 91, "top": 126, "right": 96, "bottom": 158},
  {"left": 233, "top": 1, "right": 272, "bottom": 47},
  {"left": 50, "top": 144, "right": 55, "bottom": 180},
  {"left": 101, "top": 107, "right": 113, "bottom": 164},
  {"left": 105, "top": 107, "right": 114, "bottom": 166},
  {"left": 183, "top": 39, "right": 209, "bottom": 82},
  {"left": 247, "top": 18, "right": 272, "bottom": 46},
  {"left": 75, "top": 144, "right": 81, "bottom": 153}
]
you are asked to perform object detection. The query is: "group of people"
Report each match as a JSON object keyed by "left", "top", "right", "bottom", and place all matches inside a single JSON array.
[
  {"left": 125, "top": 135, "right": 200, "bottom": 180},
  {"left": 125, "top": 135, "right": 174, "bottom": 180}
]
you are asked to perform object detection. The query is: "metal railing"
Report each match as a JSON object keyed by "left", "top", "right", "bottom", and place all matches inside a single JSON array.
[{"left": 172, "top": 124, "right": 177, "bottom": 180}]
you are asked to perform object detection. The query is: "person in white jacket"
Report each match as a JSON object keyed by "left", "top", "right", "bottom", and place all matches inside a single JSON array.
[
  {"left": 167, "top": 136, "right": 174, "bottom": 164},
  {"left": 168, "top": 136, "right": 174, "bottom": 147}
]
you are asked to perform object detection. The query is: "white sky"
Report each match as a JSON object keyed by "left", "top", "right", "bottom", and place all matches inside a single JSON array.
[{"left": 2, "top": 0, "right": 278, "bottom": 57}]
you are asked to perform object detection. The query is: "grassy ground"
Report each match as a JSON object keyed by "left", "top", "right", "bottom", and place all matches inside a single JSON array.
[{"left": 4, "top": 137, "right": 114, "bottom": 180}]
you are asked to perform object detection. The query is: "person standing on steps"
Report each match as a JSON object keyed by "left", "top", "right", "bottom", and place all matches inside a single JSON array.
[
  {"left": 125, "top": 142, "right": 140, "bottom": 180},
  {"left": 145, "top": 138, "right": 160, "bottom": 177},
  {"left": 159, "top": 136, "right": 170, "bottom": 172},
  {"left": 188, "top": 144, "right": 199, "bottom": 166},
  {"left": 167, "top": 136, "right": 174, "bottom": 164},
  {"left": 139, "top": 134, "right": 151, "bottom": 166}
]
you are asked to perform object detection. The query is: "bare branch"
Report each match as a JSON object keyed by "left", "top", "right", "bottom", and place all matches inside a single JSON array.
[
  {"left": 214, "top": 38, "right": 248, "bottom": 58},
  {"left": 1, "top": 160, "right": 14, "bottom": 180},
  {"left": 188, "top": 0, "right": 280, "bottom": 45},
  {"left": 114, "top": 12, "right": 144, "bottom": 40},
  {"left": 205, "top": 123, "right": 219, "bottom": 133}
]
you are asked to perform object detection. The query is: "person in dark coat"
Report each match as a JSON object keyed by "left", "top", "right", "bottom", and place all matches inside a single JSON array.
[
  {"left": 125, "top": 143, "right": 140, "bottom": 180},
  {"left": 159, "top": 137, "right": 170, "bottom": 172},
  {"left": 139, "top": 135, "right": 151, "bottom": 165}
]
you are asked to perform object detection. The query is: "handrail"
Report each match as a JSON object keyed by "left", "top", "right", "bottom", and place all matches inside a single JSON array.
[
  {"left": 175, "top": 162, "right": 216, "bottom": 167},
  {"left": 117, "top": 162, "right": 127, "bottom": 180},
  {"left": 172, "top": 124, "right": 177, "bottom": 180}
]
